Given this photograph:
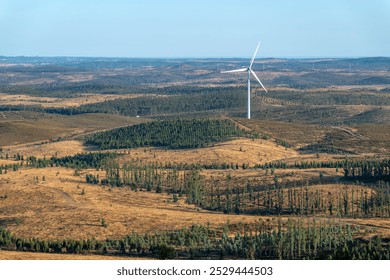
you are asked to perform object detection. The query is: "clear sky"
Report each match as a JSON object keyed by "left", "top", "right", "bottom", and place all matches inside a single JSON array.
[{"left": 0, "top": 0, "right": 389, "bottom": 57}]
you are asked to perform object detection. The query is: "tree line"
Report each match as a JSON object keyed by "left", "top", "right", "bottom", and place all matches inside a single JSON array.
[
  {"left": 0, "top": 87, "right": 247, "bottom": 117},
  {"left": 188, "top": 178, "right": 389, "bottom": 218},
  {"left": 24, "top": 153, "right": 117, "bottom": 169},
  {"left": 86, "top": 159, "right": 389, "bottom": 218},
  {"left": 343, "top": 159, "right": 390, "bottom": 181},
  {"left": 1, "top": 219, "right": 388, "bottom": 260},
  {"left": 254, "top": 159, "right": 390, "bottom": 182}
]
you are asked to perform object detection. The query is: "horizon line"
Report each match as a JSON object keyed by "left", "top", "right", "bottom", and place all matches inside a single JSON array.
[{"left": 1, "top": 55, "right": 390, "bottom": 60}]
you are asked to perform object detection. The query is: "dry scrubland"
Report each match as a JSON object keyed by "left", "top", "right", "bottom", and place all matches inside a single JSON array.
[
  {"left": 1, "top": 115, "right": 389, "bottom": 244},
  {"left": 1, "top": 113, "right": 389, "bottom": 261},
  {"left": 0, "top": 93, "right": 143, "bottom": 108},
  {"left": 8, "top": 140, "right": 87, "bottom": 158},
  {"left": 1, "top": 57, "right": 389, "bottom": 259},
  {"left": 0, "top": 167, "right": 265, "bottom": 240},
  {"left": 238, "top": 117, "right": 390, "bottom": 155},
  {"left": 0, "top": 250, "right": 148, "bottom": 260},
  {"left": 6, "top": 138, "right": 298, "bottom": 163},
  {"left": 1, "top": 158, "right": 389, "bottom": 242},
  {"left": 119, "top": 138, "right": 298, "bottom": 166},
  {"left": 0, "top": 112, "right": 150, "bottom": 146}
]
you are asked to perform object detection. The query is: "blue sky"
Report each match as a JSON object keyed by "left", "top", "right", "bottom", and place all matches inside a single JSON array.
[{"left": 0, "top": 0, "right": 389, "bottom": 57}]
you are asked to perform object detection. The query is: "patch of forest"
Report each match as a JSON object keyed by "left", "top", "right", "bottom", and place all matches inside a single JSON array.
[
  {"left": 71, "top": 89, "right": 246, "bottom": 117},
  {"left": 0, "top": 88, "right": 247, "bottom": 117},
  {"left": 1, "top": 220, "right": 388, "bottom": 260},
  {"left": 0, "top": 83, "right": 245, "bottom": 98},
  {"left": 12, "top": 153, "right": 118, "bottom": 170},
  {"left": 85, "top": 119, "right": 253, "bottom": 150}
]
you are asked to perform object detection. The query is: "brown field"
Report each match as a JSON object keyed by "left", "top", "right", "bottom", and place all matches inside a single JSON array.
[
  {"left": 0, "top": 112, "right": 149, "bottom": 146},
  {"left": 0, "top": 250, "right": 151, "bottom": 260},
  {"left": 118, "top": 138, "right": 298, "bottom": 166},
  {"left": 237, "top": 117, "right": 390, "bottom": 155},
  {"left": 201, "top": 168, "right": 341, "bottom": 187},
  {"left": 0, "top": 167, "right": 265, "bottom": 240},
  {"left": 1, "top": 165, "right": 389, "bottom": 243},
  {"left": 0, "top": 93, "right": 146, "bottom": 108},
  {"left": 115, "top": 135, "right": 382, "bottom": 170},
  {"left": 0, "top": 159, "right": 17, "bottom": 165},
  {"left": 8, "top": 140, "right": 87, "bottom": 158},
  {"left": 235, "top": 118, "right": 331, "bottom": 147},
  {"left": 4, "top": 137, "right": 299, "bottom": 163}
]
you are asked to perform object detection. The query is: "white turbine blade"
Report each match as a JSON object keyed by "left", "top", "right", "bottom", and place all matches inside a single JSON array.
[
  {"left": 221, "top": 68, "right": 247, "bottom": 73},
  {"left": 250, "top": 69, "right": 267, "bottom": 92},
  {"left": 249, "top": 41, "right": 261, "bottom": 69}
]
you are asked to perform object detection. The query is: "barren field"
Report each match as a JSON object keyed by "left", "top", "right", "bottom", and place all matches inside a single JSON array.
[
  {"left": 0, "top": 112, "right": 149, "bottom": 146},
  {"left": 7, "top": 140, "right": 87, "bottom": 158},
  {"left": 238, "top": 117, "right": 390, "bottom": 155},
  {"left": 0, "top": 167, "right": 265, "bottom": 240},
  {"left": 0, "top": 93, "right": 146, "bottom": 108},
  {"left": 118, "top": 138, "right": 298, "bottom": 166},
  {"left": 0, "top": 250, "right": 150, "bottom": 260},
  {"left": 1, "top": 165, "right": 389, "bottom": 242}
]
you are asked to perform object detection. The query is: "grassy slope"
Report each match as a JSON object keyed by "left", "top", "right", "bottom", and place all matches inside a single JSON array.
[
  {"left": 0, "top": 250, "right": 151, "bottom": 260},
  {"left": 238, "top": 117, "right": 390, "bottom": 155},
  {"left": 0, "top": 112, "right": 149, "bottom": 146}
]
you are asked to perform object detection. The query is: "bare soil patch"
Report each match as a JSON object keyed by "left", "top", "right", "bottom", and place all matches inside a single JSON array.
[
  {"left": 118, "top": 138, "right": 298, "bottom": 166},
  {"left": 0, "top": 93, "right": 146, "bottom": 108},
  {"left": 0, "top": 250, "right": 150, "bottom": 260},
  {"left": 0, "top": 113, "right": 149, "bottom": 146},
  {"left": 0, "top": 167, "right": 263, "bottom": 240}
]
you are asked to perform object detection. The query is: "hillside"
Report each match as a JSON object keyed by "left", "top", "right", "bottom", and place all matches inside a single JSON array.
[
  {"left": 0, "top": 112, "right": 149, "bottom": 146},
  {"left": 85, "top": 118, "right": 251, "bottom": 150}
]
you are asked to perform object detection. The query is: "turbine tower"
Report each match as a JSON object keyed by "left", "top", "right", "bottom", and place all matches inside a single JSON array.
[{"left": 222, "top": 42, "right": 267, "bottom": 119}]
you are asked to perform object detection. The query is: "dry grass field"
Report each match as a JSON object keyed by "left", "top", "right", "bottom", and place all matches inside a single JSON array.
[
  {"left": 1, "top": 112, "right": 389, "bottom": 260},
  {"left": 0, "top": 167, "right": 266, "bottom": 241},
  {"left": 201, "top": 168, "right": 341, "bottom": 187},
  {"left": 0, "top": 159, "right": 17, "bottom": 165},
  {"left": 238, "top": 117, "right": 390, "bottom": 155},
  {"left": 8, "top": 140, "right": 87, "bottom": 158},
  {"left": 1, "top": 115, "right": 388, "bottom": 245},
  {"left": 0, "top": 93, "right": 145, "bottom": 108},
  {"left": 0, "top": 112, "right": 149, "bottom": 146},
  {"left": 235, "top": 118, "right": 331, "bottom": 147},
  {"left": 118, "top": 138, "right": 298, "bottom": 166},
  {"left": 0, "top": 250, "right": 150, "bottom": 260},
  {"left": 1, "top": 164, "right": 389, "bottom": 243}
]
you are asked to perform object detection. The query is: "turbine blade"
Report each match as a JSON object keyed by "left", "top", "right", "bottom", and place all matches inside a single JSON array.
[
  {"left": 221, "top": 68, "right": 248, "bottom": 73},
  {"left": 249, "top": 41, "right": 261, "bottom": 69},
  {"left": 250, "top": 69, "right": 267, "bottom": 92}
]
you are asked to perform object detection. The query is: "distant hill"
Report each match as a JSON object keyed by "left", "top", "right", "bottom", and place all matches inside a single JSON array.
[
  {"left": 357, "top": 76, "right": 390, "bottom": 85},
  {"left": 346, "top": 107, "right": 390, "bottom": 124}
]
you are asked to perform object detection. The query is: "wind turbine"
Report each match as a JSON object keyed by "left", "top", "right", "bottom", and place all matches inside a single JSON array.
[{"left": 221, "top": 42, "right": 267, "bottom": 119}]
